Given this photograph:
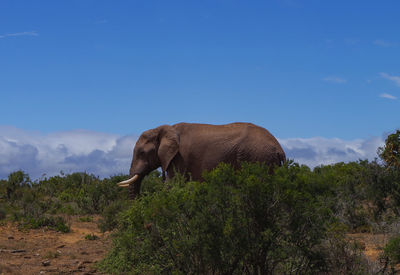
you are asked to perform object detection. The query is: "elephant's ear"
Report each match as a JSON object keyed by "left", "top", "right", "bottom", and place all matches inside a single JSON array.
[{"left": 158, "top": 126, "right": 179, "bottom": 173}]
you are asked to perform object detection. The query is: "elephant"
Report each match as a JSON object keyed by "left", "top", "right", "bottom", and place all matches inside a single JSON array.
[{"left": 117, "top": 122, "right": 286, "bottom": 199}]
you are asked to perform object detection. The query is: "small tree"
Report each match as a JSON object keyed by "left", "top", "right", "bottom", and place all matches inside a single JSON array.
[
  {"left": 379, "top": 130, "right": 400, "bottom": 169},
  {"left": 6, "top": 171, "right": 31, "bottom": 200}
]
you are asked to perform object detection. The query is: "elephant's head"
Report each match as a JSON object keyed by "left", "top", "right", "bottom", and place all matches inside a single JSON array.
[{"left": 117, "top": 125, "right": 179, "bottom": 198}]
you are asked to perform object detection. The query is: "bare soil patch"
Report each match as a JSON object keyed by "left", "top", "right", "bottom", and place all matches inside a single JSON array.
[
  {"left": 348, "top": 233, "right": 388, "bottom": 262},
  {"left": 348, "top": 233, "right": 400, "bottom": 272},
  {"left": 0, "top": 216, "right": 110, "bottom": 274}
]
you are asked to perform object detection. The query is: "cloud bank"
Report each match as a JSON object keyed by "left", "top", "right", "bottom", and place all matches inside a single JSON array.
[
  {"left": 279, "top": 136, "right": 383, "bottom": 168},
  {"left": 0, "top": 126, "right": 136, "bottom": 179},
  {"left": 0, "top": 126, "right": 384, "bottom": 180}
]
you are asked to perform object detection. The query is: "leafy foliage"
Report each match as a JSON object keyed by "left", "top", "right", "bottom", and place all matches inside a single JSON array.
[
  {"left": 384, "top": 235, "right": 400, "bottom": 264},
  {"left": 0, "top": 171, "right": 130, "bottom": 232},
  {"left": 379, "top": 130, "right": 400, "bottom": 170},
  {"left": 85, "top": 233, "right": 99, "bottom": 240},
  {"left": 99, "top": 162, "right": 376, "bottom": 274},
  {"left": 5, "top": 171, "right": 31, "bottom": 201},
  {"left": 20, "top": 216, "right": 70, "bottom": 233}
]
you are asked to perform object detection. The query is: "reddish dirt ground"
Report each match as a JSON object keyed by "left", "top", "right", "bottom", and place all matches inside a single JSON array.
[
  {"left": 349, "top": 233, "right": 400, "bottom": 272},
  {"left": 0, "top": 216, "right": 111, "bottom": 274},
  {"left": 348, "top": 233, "right": 388, "bottom": 262}
]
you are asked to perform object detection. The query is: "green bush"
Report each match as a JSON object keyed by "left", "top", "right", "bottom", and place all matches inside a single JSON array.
[
  {"left": 140, "top": 170, "right": 164, "bottom": 194},
  {"left": 58, "top": 202, "right": 79, "bottom": 215},
  {"left": 96, "top": 171, "right": 161, "bottom": 233},
  {"left": 0, "top": 206, "right": 6, "bottom": 220},
  {"left": 0, "top": 179, "right": 7, "bottom": 198},
  {"left": 0, "top": 170, "right": 130, "bottom": 234},
  {"left": 384, "top": 235, "right": 400, "bottom": 264},
  {"left": 100, "top": 163, "right": 337, "bottom": 274},
  {"left": 21, "top": 216, "right": 70, "bottom": 233},
  {"left": 74, "top": 174, "right": 126, "bottom": 214},
  {"left": 79, "top": 216, "right": 93, "bottom": 222},
  {"left": 98, "top": 200, "right": 129, "bottom": 232},
  {"left": 85, "top": 233, "right": 99, "bottom": 240},
  {"left": 6, "top": 171, "right": 31, "bottom": 201},
  {"left": 379, "top": 130, "right": 400, "bottom": 170}
]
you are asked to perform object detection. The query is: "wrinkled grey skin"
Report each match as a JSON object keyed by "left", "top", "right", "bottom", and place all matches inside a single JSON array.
[{"left": 126, "top": 122, "right": 286, "bottom": 199}]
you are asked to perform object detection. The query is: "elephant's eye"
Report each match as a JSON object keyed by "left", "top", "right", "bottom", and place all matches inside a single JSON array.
[{"left": 147, "top": 147, "right": 155, "bottom": 154}]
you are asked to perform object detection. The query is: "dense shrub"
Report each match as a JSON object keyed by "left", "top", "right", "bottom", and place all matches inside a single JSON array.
[
  {"left": 0, "top": 171, "right": 131, "bottom": 233},
  {"left": 6, "top": 171, "right": 31, "bottom": 201},
  {"left": 379, "top": 130, "right": 400, "bottom": 170},
  {"left": 384, "top": 235, "right": 400, "bottom": 264},
  {"left": 98, "top": 200, "right": 129, "bottom": 232},
  {"left": 101, "top": 162, "right": 364, "bottom": 274},
  {"left": 313, "top": 162, "right": 370, "bottom": 231},
  {"left": 33, "top": 172, "right": 128, "bottom": 215}
]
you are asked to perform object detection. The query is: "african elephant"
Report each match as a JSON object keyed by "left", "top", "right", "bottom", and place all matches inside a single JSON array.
[{"left": 117, "top": 122, "right": 286, "bottom": 199}]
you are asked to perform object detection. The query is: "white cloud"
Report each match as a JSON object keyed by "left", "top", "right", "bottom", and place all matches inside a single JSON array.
[
  {"left": 0, "top": 126, "right": 137, "bottom": 179},
  {"left": 0, "top": 126, "right": 386, "bottom": 179},
  {"left": 0, "top": 31, "right": 38, "bottom": 39},
  {"left": 381, "top": 72, "right": 400, "bottom": 87},
  {"left": 380, "top": 93, "right": 397, "bottom": 100},
  {"left": 374, "top": 40, "right": 396, "bottom": 47},
  {"left": 279, "top": 136, "right": 384, "bottom": 168},
  {"left": 322, "top": 76, "right": 347, "bottom": 84}
]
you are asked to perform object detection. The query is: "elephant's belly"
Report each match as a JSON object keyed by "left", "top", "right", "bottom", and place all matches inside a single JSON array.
[{"left": 186, "top": 150, "right": 238, "bottom": 181}]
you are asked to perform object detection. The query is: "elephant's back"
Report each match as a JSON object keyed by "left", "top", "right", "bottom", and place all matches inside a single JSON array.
[
  {"left": 173, "top": 122, "right": 285, "bottom": 165},
  {"left": 173, "top": 122, "right": 281, "bottom": 146},
  {"left": 234, "top": 123, "right": 286, "bottom": 164},
  {"left": 173, "top": 121, "right": 270, "bottom": 135}
]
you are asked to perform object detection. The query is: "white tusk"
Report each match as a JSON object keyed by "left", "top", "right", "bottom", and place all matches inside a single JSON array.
[
  {"left": 118, "top": 183, "right": 131, "bottom": 188},
  {"left": 117, "top": 174, "right": 139, "bottom": 187}
]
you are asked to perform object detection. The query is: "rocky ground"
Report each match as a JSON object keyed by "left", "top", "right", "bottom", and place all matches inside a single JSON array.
[{"left": 0, "top": 216, "right": 111, "bottom": 274}]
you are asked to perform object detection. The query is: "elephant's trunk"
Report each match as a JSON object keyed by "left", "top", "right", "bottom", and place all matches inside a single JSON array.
[{"left": 117, "top": 174, "right": 139, "bottom": 187}]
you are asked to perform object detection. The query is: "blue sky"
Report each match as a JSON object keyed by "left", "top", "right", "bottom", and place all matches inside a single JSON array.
[{"left": 1, "top": 0, "right": 399, "bottom": 178}]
